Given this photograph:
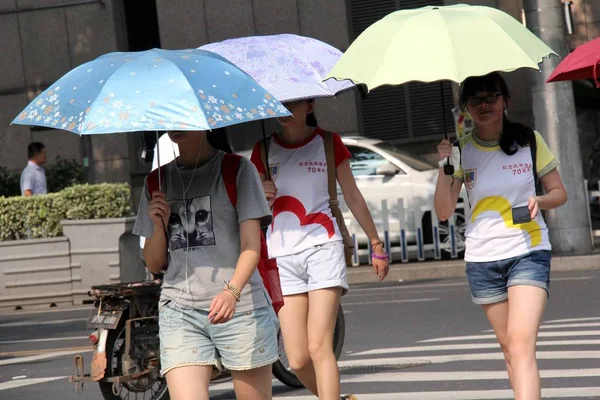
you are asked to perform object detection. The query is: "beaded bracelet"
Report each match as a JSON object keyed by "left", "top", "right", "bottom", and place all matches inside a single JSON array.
[{"left": 223, "top": 281, "right": 241, "bottom": 302}]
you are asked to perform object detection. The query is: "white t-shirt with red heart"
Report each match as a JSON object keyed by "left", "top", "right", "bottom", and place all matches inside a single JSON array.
[{"left": 250, "top": 128, "right": 351, "bottom": 258}]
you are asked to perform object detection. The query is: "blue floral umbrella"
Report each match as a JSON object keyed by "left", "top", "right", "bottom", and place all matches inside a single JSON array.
[{"left": 12, "top": 48, "right": 291, "bottom": 134}]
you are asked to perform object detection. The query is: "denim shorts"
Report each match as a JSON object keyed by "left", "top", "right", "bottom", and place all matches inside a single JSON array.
[
  {"left": 465, "top": 250, "right": 551, "bottom": 305},
  {"left": 158, "top": 301, "right": 279, "bottom": 375}
]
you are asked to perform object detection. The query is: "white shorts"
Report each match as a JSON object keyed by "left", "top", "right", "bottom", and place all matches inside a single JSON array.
[{"left": 276, "top": 240, "right": 349, "bottom": 296}]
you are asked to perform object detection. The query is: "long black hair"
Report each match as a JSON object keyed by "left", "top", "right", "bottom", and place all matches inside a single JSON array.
[
  {"left": 306, "top": 99, "right": 318, "bottom": 128},
  {"left": 306, "top": 112, "right": 318, "bottom": 128},
  {"left": 459, "top": 72, "right": 534, "bottom": 156},
  {"left": 206, "top": 127, "right": 233, "bottom": 154}
]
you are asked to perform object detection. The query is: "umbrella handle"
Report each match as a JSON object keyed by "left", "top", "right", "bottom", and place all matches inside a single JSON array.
[
  {"left": 155, "top": 131, "right": 162, "bottom": 191},
  {"left": 595, "top": 60, "right": 600, "bottom": 89},
  {"left": 261, "top": 120, "right": 271, "bottom": 181},
  {"left": 440, "top": 82, "right": 454, "bottom": 176}
]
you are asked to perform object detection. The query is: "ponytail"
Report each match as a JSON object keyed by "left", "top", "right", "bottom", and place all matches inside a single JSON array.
[
  {"left": 499, "top": 113, "right": 535, "bottom": 156},
  {"left": 306, "top": 112, "right": 318, "bottom": 128},
  {"left": 207, "top": 128, "right": 233, "bottom": 154}
]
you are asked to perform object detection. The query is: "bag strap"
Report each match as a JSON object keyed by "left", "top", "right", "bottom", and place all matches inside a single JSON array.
[
  {"left": 323, "top": 131, "right": 338, "bottom": 205},
  {"left": 222, "top": 153, "right": 242, "bottom": 207},
  {"left": 258, "top": 135, "right": 272, "bottom": 181}
]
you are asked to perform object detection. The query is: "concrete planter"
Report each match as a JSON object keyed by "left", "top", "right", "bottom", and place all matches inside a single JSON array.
[
  {"left": 61, "top": 217, "right": 136, "bottom": 304},
  {"left": 0, "top": 237, "right": 72, "bottom": 309}
]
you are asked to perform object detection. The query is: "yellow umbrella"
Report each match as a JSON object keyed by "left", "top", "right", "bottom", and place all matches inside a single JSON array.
[
  {"left": 325, "top": 4, "right": 557, "bottom": 89},
  {"left": 324, "top": 4, "right": 556, "bottom": 174}
]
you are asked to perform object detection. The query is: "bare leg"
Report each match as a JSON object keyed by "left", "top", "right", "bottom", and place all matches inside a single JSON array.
[
  {"left": 164, "top": 365, "right": 213, "bottom": 400},
  {"left": 482, "top": 300, "right": 513, "bottom": 386},
  {"left": 231, "top": 364, "right": 273, "bottom": 400},
  {"left": 278, "top": 293, "right": 319, "bottom": 395},
  {"left": 506, "top": 285, "right": 547, "bottom": 400},
  {"left": 307, "top": 287, "right": 342, "bottom": 400}
]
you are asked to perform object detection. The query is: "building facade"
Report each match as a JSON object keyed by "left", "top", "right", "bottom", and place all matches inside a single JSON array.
[{"left": 1, "top": 0, "right": 598, "bottom": 206}]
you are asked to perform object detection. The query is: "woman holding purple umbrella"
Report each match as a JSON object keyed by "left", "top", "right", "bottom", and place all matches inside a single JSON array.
[{"left": 251, "top": 99, "right": 389, "bottom": 400}]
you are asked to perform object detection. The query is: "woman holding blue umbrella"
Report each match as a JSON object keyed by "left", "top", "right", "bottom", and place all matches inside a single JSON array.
[
  {"left": 12, "top": 47, "right": 293, "bottom": 400},
  {"left": 134, "top": 127, "right": 280, "bottom": 400}
]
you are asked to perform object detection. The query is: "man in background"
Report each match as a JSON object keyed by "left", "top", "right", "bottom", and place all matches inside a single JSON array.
[{"left": 20, "top": 142, "right": 47, "bottom": 196}]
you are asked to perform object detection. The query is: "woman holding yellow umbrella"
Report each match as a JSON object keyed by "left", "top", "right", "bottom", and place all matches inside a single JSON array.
[{"left": 326, "top": 4, "right": 566, "bottom": 399}]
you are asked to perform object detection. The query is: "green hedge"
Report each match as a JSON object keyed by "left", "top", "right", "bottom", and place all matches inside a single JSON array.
[{"left": 0, "top": 183, "right": 131, "bottom": 241}]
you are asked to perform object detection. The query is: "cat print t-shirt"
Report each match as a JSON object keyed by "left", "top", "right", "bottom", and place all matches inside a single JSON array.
[{"left": 133, "top": 151, "right": 272, "bottom": 312}]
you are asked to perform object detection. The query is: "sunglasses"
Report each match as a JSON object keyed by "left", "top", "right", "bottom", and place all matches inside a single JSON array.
[{"left": 466, "top": 93, "right": 502, "bottom": 107}]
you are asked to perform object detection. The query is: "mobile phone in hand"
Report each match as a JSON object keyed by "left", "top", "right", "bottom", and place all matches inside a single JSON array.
[{"left": 512, "top": 206, "right": 531, "bottom": 224}]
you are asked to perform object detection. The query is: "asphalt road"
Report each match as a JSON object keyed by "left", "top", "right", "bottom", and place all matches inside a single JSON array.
[{"left": 1, "top": 269, "right": 599, "bottom": 399}]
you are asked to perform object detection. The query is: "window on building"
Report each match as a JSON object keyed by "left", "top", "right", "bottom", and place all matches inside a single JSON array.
[{"left": 348, "top": 0, "right": 455, "bottom": 143}]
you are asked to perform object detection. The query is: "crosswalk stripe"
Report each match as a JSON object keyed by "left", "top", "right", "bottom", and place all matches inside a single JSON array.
[
  {"left": 338, "top": 351, "right": 600, "bottom": 368},
  {"left": 272, "top": 387, "right": 600, "bottom": 399},
  {"left": 551, "top": 276, "right": 595, "bottom": 282},
  {"left": 351, "top": 339, "right": 600, "bottom": 356},
  {"left": 482, "top": 322, "right": 600, "bottom": 333},
  {"left": 338, "top": 368, "right": 600, "bottom": 383},
  {"left": 0, "top": 349, "right": 92, "bottom": 366},
  {"left": 0, "top": 318, "right": 86, "bottom": 328},
  {"left": 342, "top": 298, "right": 439, "bottom": 306},
  {"left": 348, "top": 282, "right": 467, "bottom": 293},
  {"left": 0, "top": 336, "right": 88, "bottom": 345},
  {"left": 344, "top": 287, "right": 463, "bottom": 298},
  {"left": 419, "top": 330, "right": 600, "bottom": 342},
  {"left": 0, "top": 377, "right": 67, "bottom": 391},
  {"left": 545, "top": 316, "right": 600, "bottom": 324},
  {"left": 211, "top": 379, "right": 284, "bottom": 391},
  {"left": 540, "top": 322, "right": 600, "bottom": 329}
]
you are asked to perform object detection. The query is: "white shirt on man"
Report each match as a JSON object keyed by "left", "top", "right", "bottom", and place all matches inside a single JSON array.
[{"left": 20, "top": 160, "right": 47, "bottom": 196}]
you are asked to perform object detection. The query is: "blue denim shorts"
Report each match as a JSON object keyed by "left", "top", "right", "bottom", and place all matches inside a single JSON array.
[
  {"left": 465, "top": 250, "right": 551, "bottom": 305},
  {"left": 158, "top": 301, "right": 279, "bottom": 375}
]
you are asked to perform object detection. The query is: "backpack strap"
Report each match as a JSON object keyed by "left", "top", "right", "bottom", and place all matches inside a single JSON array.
[
  {"left": 221, "top": 152, "right": 285, "bottom": 314},
  {"left": 529, "top": 131, "right": 542, "bottom": 196},
  {"left": 454, "top": 139, "right": 471, "bottom": 208},
  {"left": 222, "top": 153, "right": 243, "bottom": 207}
]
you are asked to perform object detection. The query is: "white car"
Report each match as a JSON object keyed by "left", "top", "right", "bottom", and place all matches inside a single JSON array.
[
  {"left": 339, "top": 136, "right": 467, "bottom": 259},
  {"left": 239, "top": 136, "right": 468, "bottom": 259}
]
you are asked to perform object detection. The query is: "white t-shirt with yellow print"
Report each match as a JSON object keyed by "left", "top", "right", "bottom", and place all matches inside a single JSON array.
[{"left": 454, "top": 131, "right": 559, "bottom": 262}]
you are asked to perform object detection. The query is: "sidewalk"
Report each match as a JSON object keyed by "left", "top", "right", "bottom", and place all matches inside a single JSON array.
[{"left": 347, "top": 252, "right": 600, "bottom": 285}]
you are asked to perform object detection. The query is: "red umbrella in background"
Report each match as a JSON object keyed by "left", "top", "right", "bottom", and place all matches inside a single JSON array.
[{"left": 547, "top": 36, "right": 600, "bottom": 87}]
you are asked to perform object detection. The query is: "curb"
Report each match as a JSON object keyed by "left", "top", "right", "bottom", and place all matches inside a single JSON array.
[{"left": 347, "top": 253, "right": 600, "bottom": 285}]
